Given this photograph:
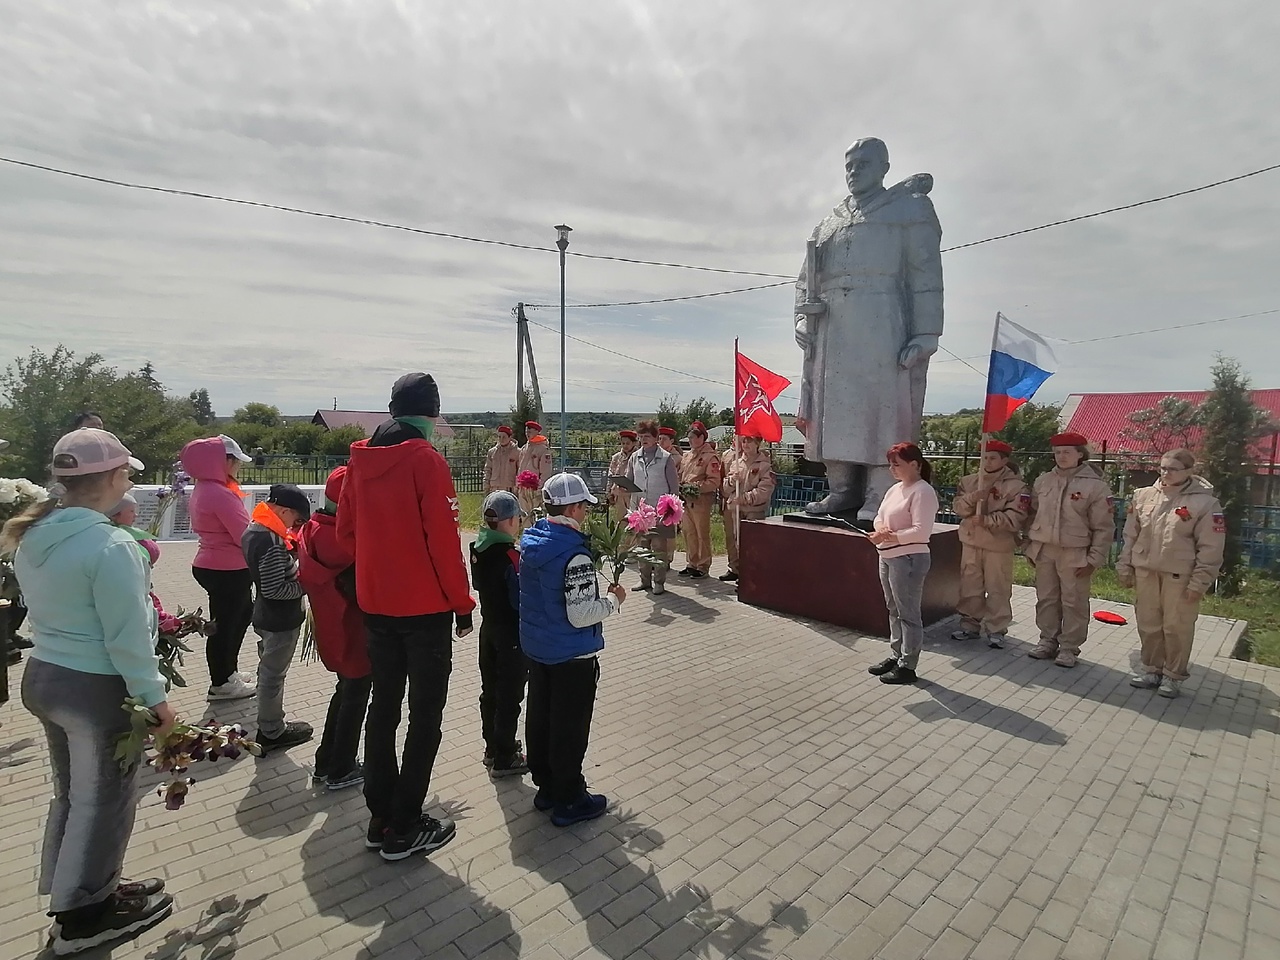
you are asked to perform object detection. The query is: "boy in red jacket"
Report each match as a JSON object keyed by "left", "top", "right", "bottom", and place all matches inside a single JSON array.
[
  {"left": 337, "top": 372, "right": 474, "bottom": 862},
  {"left": 298, "top": 466, "right": 372, "bottom": 791}
]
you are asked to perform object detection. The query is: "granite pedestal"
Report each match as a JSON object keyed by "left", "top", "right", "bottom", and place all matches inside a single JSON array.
[{"left": 738, "top": 517, "right": 961, "bottom": 637}]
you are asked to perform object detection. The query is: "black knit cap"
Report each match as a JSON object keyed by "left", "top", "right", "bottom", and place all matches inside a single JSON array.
[
  {"left": 267, "top": 483, "right": 311, "bottom": 520},
  {"left": 388, "top": 372, "right": 440, "bottom": 418}
]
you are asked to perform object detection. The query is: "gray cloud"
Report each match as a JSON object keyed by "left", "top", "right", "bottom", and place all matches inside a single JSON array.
[{"left": 1, "top": 0, "right": 1278, "bottom": 420}]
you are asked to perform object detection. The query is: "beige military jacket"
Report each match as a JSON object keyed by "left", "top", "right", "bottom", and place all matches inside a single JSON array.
[
  {"left": 517, "top": 442, "right": 554, "bottom": 483},
  {"left": 680, "top": 443, "right": 723, "bottom": 498},
  {"left": 483, "top": 442, "right": 520, "bottom": 492},
  {"left": 608, "top": 448, "right": 632, "bottom": 504},
  {"left": 1116, "top": 476, "right": 1225, "bottom": 595},
  {"left": 952, "top": 466, "right": 1031, "bottom": 553},
  {"left": 723, "top": 451, "right": 776, "bottom": 519},
  {"left": 1027, "top": 464, "right": 1114, "bottom": 568}
]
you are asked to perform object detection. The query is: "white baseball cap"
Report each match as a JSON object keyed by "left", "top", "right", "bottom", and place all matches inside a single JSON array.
[
  {"left": 542, "top": 472, "right": 598, "bottom": 506},
  {"left": 220, "top": 435, "right": 253, "bottom": 462},
  {"left": 51, "top": 429, "right": 144, "bottom": 477}
]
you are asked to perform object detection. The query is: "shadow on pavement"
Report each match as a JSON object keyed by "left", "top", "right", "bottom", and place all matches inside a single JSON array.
[
  {"left": 144, "top": 893, "right": 269, "bottom": 960},
  {"left": 908, "top": 681, "right": 1069, "bottom": 745}
]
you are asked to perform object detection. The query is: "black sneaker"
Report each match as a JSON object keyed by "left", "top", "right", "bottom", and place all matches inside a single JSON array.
[
  {"left": 255, "top": 720, "right": 314, "bottom": 755},
  {"left": 689, "top": 570, "right": 707, "bottom": 579},
  {"left": 10, "top": 634, "right": 33, "bottom": 650},
  {"left": 868, "top": 657, "right": 898, "bottom": 676},
  {"left": 551, "top": 793, "right": 608, "bottom": 827},
  {"left": 7, "top": 648, "right": 21, "bottom": 666},
  {"left": 533, "top": 789, "right": 554, "bottom": 812},
  {"left": 326, "top": 764, "right": 365, "bottom": 791},
  {"left": 365, "top": 817, "right": 386, "bottom": 850},
  {"left": 116, "top": 879, "right": 165, "bottom": 898},
  {"left": 634, "top": 582, "right": 651, "bottom": 592},
  {"left": 880, "top": 666, "right": 919, "bottom": 685},
  {"left": 310, "top": 768, "right": 329, "bottom": 786},
  {"left": 490, "top": 752, "right": 530, "bottom": 779},
  {"left": 380, "top": 814, "right": 457, "bottom": 862},
  {"left": 482, "top": 749, "right": 495, "bottom": 768},
  {"left": 54, "top": 893, "right": 173, "bottom": 955},
  {"left": 678, "top": 567, "right": 694, "bottom": 577},
  {"left": 950, "top": 629, "right": 980, "bottom": 641},
  {"left": 718, "top": 571, "right": 738, "bottom": 582}
]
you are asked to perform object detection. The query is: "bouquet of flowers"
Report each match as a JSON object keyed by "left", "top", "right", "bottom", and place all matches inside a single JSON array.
[
  {"left": 0, "top": 477, "right": 49, "bottom": 529},
  {"left": 115, "top": 697, "right": 261, "bottom": 809},
  {"left": 678, "top": 482, "right": 702, "bottom": 503},
  {"left": 148, "top": 467, "right": 191, "bottom": 538},
  {"left": 585, "top": 495, "right": 683, "bottom": 585},
  {"left": 155, "top": 606, "right": 208, "bottom": 691},
  {"left": 516, "top": 470, "right": 544, "bottom": 520}
]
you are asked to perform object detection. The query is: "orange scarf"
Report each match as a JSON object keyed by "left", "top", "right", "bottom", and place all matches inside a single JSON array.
[
  {"left": 251, "top": 501, "right": 297, "bottom": 550},
  {"left": 228, "top": 479, "right": 247, "bottom": 499}
]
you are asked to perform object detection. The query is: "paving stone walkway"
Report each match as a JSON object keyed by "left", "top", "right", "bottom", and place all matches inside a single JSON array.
[{"left": 1, "top": 540, "right": 1277, "bottom": 960}]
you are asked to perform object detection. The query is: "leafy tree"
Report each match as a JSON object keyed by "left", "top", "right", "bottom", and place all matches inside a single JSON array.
[
  {"left": 0, "top": 345, "right": 201, "bottom": 481},
  {"left": 318, "top": 425, "right": 366, "bottom": 457},
  {"left": 233, "top": 402, "right": 283, "bottom": 427},
  {"left": 277, "top": 422, "right": 326, "bottom": 456},
  {"left": 188, "top": 388, "right": 215, "bottom": 425},
  {"left": 1118, "top": 396, "right": 1202, "bottom": 463},
  {"left": 683, "top": 396, "right": 717, "bottom": 431},
  {"left": 1199, "top": 356, "right": 1275, "bottom": 595},
  {"left": 220, "top": 421, "right": 278, "bottom": 455},
  {"left": 716, "top": 407, "right": 735, "bottom": 427},
  {"left": 656, "top": 393, "right": 687, "bottom": 437},
  {"left": 510, "top": 388, "right": 540, "bottom": 445},
  {"left": 996, "top": 401, "right": 1063, "bottom": 485}
]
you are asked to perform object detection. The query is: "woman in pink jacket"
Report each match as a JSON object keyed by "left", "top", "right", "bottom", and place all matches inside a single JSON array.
[
  {"left": 867, "top": 442, "right": 939, "bottom": 686},
  {"left": 180, "top": 436, "right": 256, "bottom": 701}
]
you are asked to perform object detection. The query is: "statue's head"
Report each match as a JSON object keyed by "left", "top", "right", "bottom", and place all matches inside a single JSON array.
[{"left": 845, "top": 138, "right": 889, "bottom": 198}]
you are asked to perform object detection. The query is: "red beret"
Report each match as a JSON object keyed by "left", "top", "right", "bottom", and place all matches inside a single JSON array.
[
  {"left": 619, "top": 430, "right": 637, "bottom": 440},
  {"left": 525, "top": 420, "right": 541, "bottom": 431},
  {"left": 496, "top": 425, "right": 513, "bottom": 435},
  {"left": 688, "top": 421, "right": 707, "bottom": 435},
  {"left": 1050, "top": 432, "right": 1089, "bottom": 447},
  {"left": 658, "top": 426, "right": 676, "bottom": 437},
  {"left": 985, "top": 440, "right": 1012, "bottom": 454}
]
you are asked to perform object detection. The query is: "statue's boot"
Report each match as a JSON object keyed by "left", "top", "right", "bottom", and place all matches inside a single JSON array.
[
  {"left": 856, "top": 465, "right": 895, "bottom": 523},
  {"left": 805, "top": 462, "right": 861, "bottom": 514}
]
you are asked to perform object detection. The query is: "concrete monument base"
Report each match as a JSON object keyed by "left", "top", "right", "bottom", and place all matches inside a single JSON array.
[{"left": 738, "top": 517, "right": 961, "bottom": 637}]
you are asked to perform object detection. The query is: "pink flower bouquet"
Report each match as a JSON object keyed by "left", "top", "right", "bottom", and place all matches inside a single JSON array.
[
  {"left": 516, "top": 470, "right": 542, "bottom": 491},
  {"left": 587, "top": 498, "right": 672, "bottom": 585}
]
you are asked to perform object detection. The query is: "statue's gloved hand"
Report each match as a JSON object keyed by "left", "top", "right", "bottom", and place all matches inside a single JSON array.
[
  {"left": 898, "top": 334, "right": 940, "bottom": 369},
  {"left": 794, "top": 316, "right": 812, "bottom": 351}
]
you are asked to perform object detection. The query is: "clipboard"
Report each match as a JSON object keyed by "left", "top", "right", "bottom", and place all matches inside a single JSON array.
[{"left": 607, "top": 475, "right": 641, "bottom": 493}]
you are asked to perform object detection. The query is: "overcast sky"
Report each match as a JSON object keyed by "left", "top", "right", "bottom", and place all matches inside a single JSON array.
[{"left": 1, "top": 1, "right": 1276, "bottom": 419}]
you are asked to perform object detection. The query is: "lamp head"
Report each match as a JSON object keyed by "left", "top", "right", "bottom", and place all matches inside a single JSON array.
[{"left": 555, "top": 224, "right": 573, "bottom": 249}]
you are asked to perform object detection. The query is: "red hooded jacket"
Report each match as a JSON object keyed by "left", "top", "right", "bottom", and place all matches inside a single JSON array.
[
  {"left": 297, "top": 468, "right": 371, "bottom": 678},
  {"left": 337, "top": 432, "right": 475, "bottom": 620}
]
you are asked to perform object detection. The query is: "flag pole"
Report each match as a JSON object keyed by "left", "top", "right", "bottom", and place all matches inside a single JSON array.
[
  {"left": 977, "top": 312, "right": 1003, "bottom": 513},
  {"left": 733, "top": 338, "right": 741, "bottom": 575}
]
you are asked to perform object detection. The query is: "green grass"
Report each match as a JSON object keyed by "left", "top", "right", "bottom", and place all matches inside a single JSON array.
[{"left": 1013, "top": 557, "right": 1280, "bottom": 668}]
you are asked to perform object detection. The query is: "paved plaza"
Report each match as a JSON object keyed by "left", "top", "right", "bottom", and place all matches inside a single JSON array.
[{"left": 1, "top": 539, "right": 1278, "bottom": 960}]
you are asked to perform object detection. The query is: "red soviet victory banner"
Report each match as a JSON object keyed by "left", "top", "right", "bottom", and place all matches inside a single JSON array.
[{"left": 734, "top": 342, "right": 791, "bottom": 443}]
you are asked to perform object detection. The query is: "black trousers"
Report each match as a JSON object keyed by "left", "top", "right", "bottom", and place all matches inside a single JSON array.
[
  {"left": 363, "top": 612, "right": 452, "bottom": 832},
  {"left": 526, "top": 656, "right": 599, "bottom": 808},
  {"left": 314, "top": 674, "right": 373, "bottom": 778},
  {"left": 478, "top": 627, "right": 528, "bottom": 759},
  {"left": 192, "top": 566, "right": 254, "bottom": 686}
]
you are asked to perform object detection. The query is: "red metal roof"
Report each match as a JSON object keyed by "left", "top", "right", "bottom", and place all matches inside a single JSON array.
[
  {"left": 311, "top": 410, "right": 455, "bottom": 439},
  {"left": 1063, "top": 390, "right": 1280, "bottom": 461}
]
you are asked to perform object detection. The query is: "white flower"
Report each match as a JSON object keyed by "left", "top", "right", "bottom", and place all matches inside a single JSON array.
[{"left": 0, "top": 478, "right": 17, "bottom": 505}]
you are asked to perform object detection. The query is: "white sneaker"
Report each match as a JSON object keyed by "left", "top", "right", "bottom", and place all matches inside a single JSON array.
[
  {"left": 1130, "top": 672, "right": 1161, "bottom": 689},
  {"left": 987, "top": 634, "right": 1005, "bottom": 649},
  {"left": 235, "top": 671, "right": 256, "bottom": 684},
  {"left": 208, "top": 677, "right": 257, "bottom": 701},
  {"left": 1158, "top": 678, "right": 1181, "bottom": 699}
]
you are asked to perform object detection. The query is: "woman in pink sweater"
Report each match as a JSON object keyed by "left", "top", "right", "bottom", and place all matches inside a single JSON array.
[
  {"left": 867, "top": 442, "right": 938, "bottom": 685},
  {"left": 180, "top": 436, "right": 256, "bottom": 701}
]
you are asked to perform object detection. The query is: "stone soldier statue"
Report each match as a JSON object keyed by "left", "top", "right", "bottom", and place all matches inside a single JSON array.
[{"left": 795, "top": 137, "right": 944, "bottom": 522}]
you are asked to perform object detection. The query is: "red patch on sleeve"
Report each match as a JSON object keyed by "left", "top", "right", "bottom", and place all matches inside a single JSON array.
[
  {"left": 1018, "top": 493, "right": 1031, "bottom": 506},
  {"left": 1070, "top": 491, "right": 1082, "bottom": 501},
  {"left": 1212, "top": 512, "right": 1226, "bottom": 534}
]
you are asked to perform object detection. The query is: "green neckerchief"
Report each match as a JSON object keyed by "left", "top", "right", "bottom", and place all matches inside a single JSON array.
[
  {"left": 323, "top": 498, "right": 339, "bottom": 513},
  {"left": 118, "top": 524, "right": 151, "bottom": 542},
  {"left": 394, "top": 415, "right": 435, "bottom": 440},
  {"left": 474, "top": 526, "right": 515, "bottom": 552}
]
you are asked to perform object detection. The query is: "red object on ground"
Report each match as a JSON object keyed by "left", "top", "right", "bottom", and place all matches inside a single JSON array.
[{"left": 1093, "top": 610, "right": 1128, "bottom": 625}]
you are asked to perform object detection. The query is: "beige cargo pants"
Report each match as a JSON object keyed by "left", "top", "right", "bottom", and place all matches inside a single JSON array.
[
  {"left": 1134, "top": 569, "right": 1200, "bottom": 681},
  {"left": 957, "top": 545, "right": 1015, "bottom": 635},
  {"left": 682, "top": 497, "right": 714, "bottom": 574},
  {"left": 1032, "top": 543, "right": 1093, "bottom": 655}
]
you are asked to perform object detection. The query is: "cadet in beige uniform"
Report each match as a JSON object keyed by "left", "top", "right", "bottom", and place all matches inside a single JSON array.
[
  {"left": 950, "top": 440, "right": 1030, "bottom": 648},
  {"left": 483, "top": 425, "right": 520, "bottom": 494},
  {"left": 517, "top": 421, "right": 555, "bottom": 517},
  {"left": 719, "top": 434, "right": 776, "bottom": 582},
  {"left": 658, "top": 427, "right": 683, "bottom": 473},
  {"left": 607, "top": 429, "right": 638, "bottom": 523},
  {"left": 677, "top": 421, "right": 723, "bottom": 579},
  {"left": 1026, "top": 432, "right": 1114, "bottom": 668},
  {"left": 1118, "top": 448, "right": 1225, "bottom": 698}
]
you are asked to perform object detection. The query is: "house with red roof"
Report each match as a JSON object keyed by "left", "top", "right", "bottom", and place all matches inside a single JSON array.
[{"left": 311, "top": 409, "right": 455, "bottom": 439}]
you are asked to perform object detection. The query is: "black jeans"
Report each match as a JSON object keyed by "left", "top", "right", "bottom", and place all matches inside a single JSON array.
[
  {"left": 363, "top": 612, "right": 453, "bottom": 832},
  {"left": 478, "top": 627, "right": 528, "bottom": 759},
  {"left": 192, "top": 566, "right": 254, "bottom": 686},
  {"left": 314, "top": 674, "right": 373, "bottom": 778},
  {"left": 526, "top": 656, "right": 599, "bottom": 808}
]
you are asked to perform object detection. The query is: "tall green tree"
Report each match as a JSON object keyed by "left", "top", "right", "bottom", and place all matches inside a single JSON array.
[
  {"left": 232, "top": 402, "right": 282, "bottom": 427},
  {"left": 188, "top": 388, "right": 216, "bottom": 425},
  {"left": 996, "top": 401, "right": 1063, "bottom": 485},
  {"left": 1199, "top": 356, "right": 1274, "bottom": 595},
  {"left": 683, "top": 396, "right": 717, "bottom": 431},
  {"left": 656, "top": 393, "right": 687, "bottom": 436},
  {"left": 510, "top": 388, "right": 539, "bottom": 445}
]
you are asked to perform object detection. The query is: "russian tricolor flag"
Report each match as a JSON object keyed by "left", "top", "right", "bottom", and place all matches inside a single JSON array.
[{"left": 982, "top": 313, "right": 1058, "bottom": 433}]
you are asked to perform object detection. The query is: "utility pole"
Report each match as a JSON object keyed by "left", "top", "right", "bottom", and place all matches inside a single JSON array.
[
  {"left": 515, "top": 303, "right": 526, "bottom": 410},
  {"left": 555, "top": 224, "right": 572, "bottom": 468}
]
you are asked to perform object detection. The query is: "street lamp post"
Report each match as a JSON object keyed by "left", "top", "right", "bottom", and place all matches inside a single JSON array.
[{"left": 555, "top": 224, "right": 572, "bottom": 469}]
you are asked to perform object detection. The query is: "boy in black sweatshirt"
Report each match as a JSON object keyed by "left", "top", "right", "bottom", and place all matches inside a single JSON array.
[
  {"left": 241, "top": 484, "right": 314, "bottom": 753},
  {"left": 468, "top": 490, "right": 529, "bottom": 777}
]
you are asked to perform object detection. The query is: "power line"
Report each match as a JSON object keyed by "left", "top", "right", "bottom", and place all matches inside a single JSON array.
[{"left": 524, "top": 279, "right": 792, "bottom": 309}]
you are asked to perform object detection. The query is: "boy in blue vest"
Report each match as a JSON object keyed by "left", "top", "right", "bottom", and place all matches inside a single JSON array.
[{"left": 519, "top": 473, "right": 626, "bottom": 826}]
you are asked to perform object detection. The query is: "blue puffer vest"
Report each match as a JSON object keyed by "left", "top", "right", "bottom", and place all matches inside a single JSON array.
[{"left": 518, "top": 519, "right": 605, "bottom": 665}]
